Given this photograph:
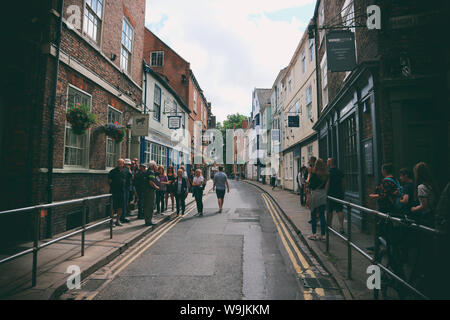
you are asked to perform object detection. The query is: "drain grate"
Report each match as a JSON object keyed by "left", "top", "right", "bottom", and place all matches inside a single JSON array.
[{"left": 302, "top": 276, "right": 338, "bottom": 290}]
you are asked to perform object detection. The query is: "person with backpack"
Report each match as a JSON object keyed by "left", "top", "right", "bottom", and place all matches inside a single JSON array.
[{"left": 369, "top": 163, "right": 402, "bottom": 215}]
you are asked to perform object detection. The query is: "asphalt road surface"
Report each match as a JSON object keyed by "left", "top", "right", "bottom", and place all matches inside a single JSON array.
[{"left": 62, "top": 181, "right": 340, "bottom": 300}]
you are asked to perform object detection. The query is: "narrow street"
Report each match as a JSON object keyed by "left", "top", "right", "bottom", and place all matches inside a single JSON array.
[{"left": 60, "top": 181, "right": 342, "bottom": 300}]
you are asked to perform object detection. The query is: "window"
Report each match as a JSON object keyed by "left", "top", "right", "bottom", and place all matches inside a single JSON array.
[
  {"left": 319, "top": 1, "right": 325, "bottom": 45},
  {"left": 340, "top": 114, "right": 358, "bottom": 194},
  {"left": 321, "top": 55, "right": 328, "bottom": 108},
  {"left": 153, "top": 84, "right": 161, "bottom": 122},
  {"left": 309, "top": 39, "right": 314, "bottom": 62},
  {"left": 302, "top": 50, "right": 306, "bottom": 73},
  {"left": 341, "top": 0, "right": 355, "bottom": 33},
  {"left": 306, "top": 85, "right": 313, "bottom": 120},
  {"left": 65, "top": 86, "right": 91, "bottom": 167},
  {"left": 193, "top": 90, "right": 197, "bottom": 113},
  {"left": 295, "top": 100, "right": 299, "bottom": 115},
  {"left": 83, "top": 0, "right": 103, "bottom": 43},
  {"left": 151, "top": 51, "right": 164, "bottom": 67},
  {"left": 121, "top": 18, "right": 133, "bottom": 74},
  {"left": 144, "top": 141, "right": 151, "bottom": 164},
  {"left": 106, "top": 107, "right": 122, "bottom": 168}
]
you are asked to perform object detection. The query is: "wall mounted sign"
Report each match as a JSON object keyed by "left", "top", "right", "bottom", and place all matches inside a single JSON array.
[
  {"left": 288, "top": 116, "right": 300, "bottom": 128},
  {"left": 131, "top": 114, "right": 149, "bottom": 136},
  {"left": 168, "top": 116, "right": 182, "bottom": 130},
  {"left": 326, "top": 31, "right": 356, "bottom": 72}
]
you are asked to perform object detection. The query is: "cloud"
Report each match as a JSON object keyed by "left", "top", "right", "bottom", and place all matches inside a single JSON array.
[{"left": 145, "top": 0, "right": 315, "bottom": 123}]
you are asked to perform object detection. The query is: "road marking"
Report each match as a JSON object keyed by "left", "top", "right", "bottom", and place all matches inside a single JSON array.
[
  {"left": 84, "top": 203, "right": 199, "bottom": 300},
  {"left": 261, "top": 193, "right": 325, "bottom": 299}
]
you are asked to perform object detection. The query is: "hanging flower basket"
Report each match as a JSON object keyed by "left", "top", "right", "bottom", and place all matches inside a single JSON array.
[
  {"left": 101, "top": 122, "right": 126, "bottom": 143},
  {"left": 66, "top": 103, "right": 97, "bottom": 135}
]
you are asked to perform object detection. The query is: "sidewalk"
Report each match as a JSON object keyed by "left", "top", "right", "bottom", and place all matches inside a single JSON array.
[
  {"left": 0, "top": 180, "right": 213, "bottom": 300},
  {"left": 245, "top": 180, "right": 375, "bottom": 300}
]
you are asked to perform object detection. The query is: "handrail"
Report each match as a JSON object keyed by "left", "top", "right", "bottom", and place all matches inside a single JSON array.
[
  {"left": 326, "top": 196, "right": 440, "bottom": 300},
  {"left": 0, "top": 194, "right": 114, "bottom": 288}
]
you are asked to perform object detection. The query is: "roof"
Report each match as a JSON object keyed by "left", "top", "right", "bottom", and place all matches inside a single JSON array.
[
  {"left": 272, "top": 67, "right": 289, "bottom": 89},
  {"left": 255, "top": 88, "right": 272, "bottom": 107}
]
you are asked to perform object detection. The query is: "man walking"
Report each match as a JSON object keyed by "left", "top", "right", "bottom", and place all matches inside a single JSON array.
[
  {"left": 213, "top": 166, "right": 230, "bottom": 213},
  {"left": 108, "top": 159, "right": 126, "bottom": 226},
  {"left": 144, "top": 161, "right": 159, "bottom": 226},
  {"left": 326, "top": 158, "right": 345, "bottom": 234}
]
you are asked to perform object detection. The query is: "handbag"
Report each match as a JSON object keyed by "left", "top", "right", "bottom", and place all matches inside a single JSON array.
[{"left": 310, "top": 188, "right": 327, "bottom": 211}]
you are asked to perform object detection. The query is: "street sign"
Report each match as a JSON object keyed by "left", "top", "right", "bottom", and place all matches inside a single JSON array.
[
  {"left": 168, "top": 116, "right": 182, "bottom": 130},
  {"left": 131, "top": 114, "right": 149, "bottom": 136},
  {"left": 288, "top": 116, "right": 300, "bottom": 128},
  {"left": 326, "top": 31, "right": 356, "bottom": 72}
]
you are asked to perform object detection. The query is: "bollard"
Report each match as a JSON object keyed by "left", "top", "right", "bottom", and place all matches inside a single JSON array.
[
  {"left": 32, "top": 207, "right": 40, "bottom": 287},
  {"left": 347, "top": 204, "right": 352, "bottom": 280},
  {"left": 81, "top": 199, "right": 87, "bottom": 257}
]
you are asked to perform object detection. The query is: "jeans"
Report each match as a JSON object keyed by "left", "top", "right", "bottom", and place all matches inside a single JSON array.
[
  {"left": 121, "top": 187, "right": 130, "bottom": 221},
  {"left": 311, "top": 205, "right": 326, "bottom": 235},
  {"left": 156, "top": 190, "right": 165, "bottom": 213},
  {"left": 175, "top": 193, "right": 186, "bottom": 215},
  {"left": 193, "top": 187, "right": 203, "bottom": 214}
]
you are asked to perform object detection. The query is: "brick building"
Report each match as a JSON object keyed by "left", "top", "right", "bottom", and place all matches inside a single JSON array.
[
  {"left": 1, "top": 0, "right": 146, "bottom": 244},
  {"left": 143, "top": 28, "right": 213, "bottom": 174},
  {"left": 312, "top": 0, "right": 450, "bottom": 229}
]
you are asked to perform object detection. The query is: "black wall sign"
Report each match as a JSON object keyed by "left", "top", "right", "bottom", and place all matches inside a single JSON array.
[
  {"left": 288, "top": 116, "right": 300, "bottom": 128},
  {"left": 326, "top": 31, "right": 356, "bottom": 72}
]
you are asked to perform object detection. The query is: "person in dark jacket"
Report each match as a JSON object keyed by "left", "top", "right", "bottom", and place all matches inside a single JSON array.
[
  {"left": 133, "top": 164, "right": 147, "bottom": 219},
  {"left": 175, "top": 169, "right": 189, "bottom": 216}
]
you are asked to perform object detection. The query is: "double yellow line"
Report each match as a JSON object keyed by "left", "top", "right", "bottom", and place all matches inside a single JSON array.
[
  {"left": 261, "top": 193, "right": 325, "bottom": 300},
  {"left": 79, "top": 204, "right": 197, "bottom": 300}
]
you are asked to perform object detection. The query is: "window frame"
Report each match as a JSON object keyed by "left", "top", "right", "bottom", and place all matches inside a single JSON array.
[
  {"left": 64, "top": 85, "right": 92, "bottom": 169},
  {"left": 153, "top": 84, "right": 162, "bottom": 122},
  {"left": 151, "top": 51, "right": 164, "bottom": 67},
  {"left": 106, "top": 105, "right": 123, "bottom": 169},
  {"left": 83, "top": 0, "right": 104, "bottom": 44},
  {"left": 120, "top": 17, "right": 134, "bottom": 74}
]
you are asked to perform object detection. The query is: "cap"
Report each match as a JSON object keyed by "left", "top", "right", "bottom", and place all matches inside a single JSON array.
[{"left": 124, "top": 159, "right": 132, "bottom": 165}]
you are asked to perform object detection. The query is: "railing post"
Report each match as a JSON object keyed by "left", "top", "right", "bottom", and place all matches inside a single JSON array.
[
  {"left": 373, "top": 216, "right": 380, "bottom": 300},
  {"left": 81, "top": 199, "right": 87, "bottom": 257},
  {"left": 109, "top": 196, "right": 114, "bottom": 240},
  {"left": 326, "top": 199, "right": 330, "bottom": 253},
  {"left": 32, "top": 207, "right": 40, "bottom": 287},
  {"left": 347, "top": 203, "right": 352, "bottom": 280}
]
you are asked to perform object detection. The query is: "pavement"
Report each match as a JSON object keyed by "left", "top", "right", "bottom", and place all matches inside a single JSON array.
[
  {"left": 0, "top": 180, "right": 214, "bottom": 300},
  {"left": 244, "top": 179, "right": 375, "bottom": 300}
]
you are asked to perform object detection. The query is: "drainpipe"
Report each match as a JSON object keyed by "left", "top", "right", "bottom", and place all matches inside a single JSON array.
[
  {"left": 46, "top": 0, "right": 64, "bottom": 237},
  {"left": 141, "top": 63, "right": 149, "bottom": 163},
  {"left": 313, "top": 20, "right": 322, "bottom": 159}
]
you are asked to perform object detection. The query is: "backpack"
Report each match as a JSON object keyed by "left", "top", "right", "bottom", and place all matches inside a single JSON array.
[{"left": 385, "top": 177, "right": 404, "bottom": 212}]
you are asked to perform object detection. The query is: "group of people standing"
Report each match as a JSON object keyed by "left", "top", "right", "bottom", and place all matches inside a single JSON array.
[
  {"left": 108, "top": 159, "right": 207, "bottom": 227},
  {"left": 296, "top": 155, "right": 442, "bottom": 241}
]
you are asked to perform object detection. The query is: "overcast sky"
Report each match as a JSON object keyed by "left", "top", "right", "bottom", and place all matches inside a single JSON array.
[{"left": 145, "top": 0, "right": 316, "bottom": 123}]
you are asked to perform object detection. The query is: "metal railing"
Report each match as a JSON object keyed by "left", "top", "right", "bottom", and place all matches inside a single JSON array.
[
  {"left": 326, "top": 196, "right": 441, "bottom": 300},
  {"left": 0, "top": 194, "right": 114, "bottom": 287}
]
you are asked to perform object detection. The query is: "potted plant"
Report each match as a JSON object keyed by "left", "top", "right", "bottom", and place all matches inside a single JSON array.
[
  {"left": 66, "top": 103, "right": 97, "bottom": 135},
  {"left": 102, "top": 121, "right": 126, "bottom": 143}
]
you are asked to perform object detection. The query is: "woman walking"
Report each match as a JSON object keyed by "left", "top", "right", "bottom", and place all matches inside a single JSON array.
[
  {"left": 411, "top": 162, "right": 439, "bottom": 225},
  {"left": 175, "top": 169, "right": 189, "bottom": 216},
  {"left": 166, "top": 166, "right": 176, "bottom": 212},
  {"left": 156, "top": 166, "right": 168, "bottom": 214},
  {"left": 192, "top": 169, "right": 205, "bottom": 216},
  {"left": 307, "top": 158, "right": 329, "bottom": 241}
]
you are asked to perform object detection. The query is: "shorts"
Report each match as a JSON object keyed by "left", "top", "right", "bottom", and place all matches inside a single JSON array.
[
  {"left": 216, "top": 189, "right": 226, "bottom": 199},
  {"left": 112, "top": 191, "right": 124, "bottom": 210},
  {"left": 329, "top": 200, "right": 343, "bottom": 212}
]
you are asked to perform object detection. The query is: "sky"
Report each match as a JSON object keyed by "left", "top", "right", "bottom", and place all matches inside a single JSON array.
[{"left": 145, "top": 0, "right": 317, "bottom": 123}]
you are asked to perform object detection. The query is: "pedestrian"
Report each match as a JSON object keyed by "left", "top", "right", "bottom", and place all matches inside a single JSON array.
[
  {"left": 307, "top": 158, "right": 328, "bottom": 241},
  {"left": 156, "top": 165, "right": 168, "bottom": 214},
  {"left": 410, "top": 162, "right": 439, "bottom": 225},
  {"left": 121, "top": 159, "right": 133, "bottom": 223},
  {"left": 175, "top": 168, "right": 189, "bottom": 216},
  {"left": 213, "top": 166, "right": 230, "bottom": 213},
  {"left": 134, "top": 163, "right": 147, "bottom": 219},
  {"left": 271, "top": 170, "right": 277, "bottom": 190},
  {"left": 298, "top": 166, "right": 307, "bottom": 206},
  {"left": 369, "top": 163, "right": 401, "bottom": 214},
  {"left": 399, "top": 167, "right": 415, "bottom": 216},
  {"left": 192, "top": 169, "right": 205, "bottom": 216},
  {"left": 108, "top": 159, "right": 126, "bottom": 226},
  {"left": 144, "top": 161, "right": 159, "bottom": 226},
  {"left": 305, "top": 156, "right": 317, "bottom": 208},
  {"left": 326, "top": 158, "right": 345, "bottom": 234},
  {"left": 166, "top": 165, "right": 176, "bottom": 212}
]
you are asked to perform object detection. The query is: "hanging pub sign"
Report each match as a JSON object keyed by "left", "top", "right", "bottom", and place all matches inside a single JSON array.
[
  {"left": 168, "top": 116, "right": 182, "bottom": 130},
  {"left": 131, "top": 114, "right": 149, "bottom": 136},
  {"left": 288, "top": 116, "right": 300, "bottom": 128},
  {"left": 326, "top": 30, "right": 356, "bottom": 72}
]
